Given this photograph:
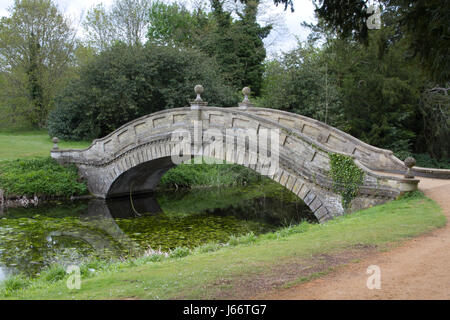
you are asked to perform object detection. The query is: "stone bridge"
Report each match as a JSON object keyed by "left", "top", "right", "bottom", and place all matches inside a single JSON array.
[{"left": 51, "top": 86, "right": 441, "bottom": 223}]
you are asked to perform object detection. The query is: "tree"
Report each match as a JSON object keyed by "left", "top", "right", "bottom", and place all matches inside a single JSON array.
[
  {"left": 417, "top": 87, "right": 450, "bottom": 159},
  {"left": 111, "top": 0, "right": 149, "bottom": 46},
  {"left": 203, "top": 0, "right": 271, "bottom": 94},
  {"left": 258, "top": 41, "right": 342, "bottom": 126},
  {"left": 0, "top": 0, "right": 76, "bottom": 128},
  {"left": 48, "top": 43, "right": 238, "bottom": 140},
  {"left": 147, "top": 1, "right": 210, "bottom": 47},
  {"left": 259, "top": 17, "right": 433, "bottom": 156},
  {"left": 83, "top": 0, "right": 149, "bottom": 51},
  {"left": 82, "top": 3, "right": 117, "bottom": 52},
  {"left": 310, "top": 0, "right": 449, "bottom": 84},
  {"left": 146, "top": 0, "right": 271, "bottom": 95}
]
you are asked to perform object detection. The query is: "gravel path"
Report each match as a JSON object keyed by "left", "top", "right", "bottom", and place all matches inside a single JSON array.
[{"left": 259, "top": 177, "right": 450, "bottom": 300}]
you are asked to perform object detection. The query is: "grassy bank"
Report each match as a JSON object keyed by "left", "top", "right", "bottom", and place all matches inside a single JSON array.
[
  {"left": 1, "top": 191, "right": 445, "bottom": 299},
  {"left": 0, "top": 157, "right": 87, "bottom": 198}
]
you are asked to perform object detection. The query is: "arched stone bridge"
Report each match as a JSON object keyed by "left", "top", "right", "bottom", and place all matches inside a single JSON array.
[{"left": 51, "top": 87, "right": 436, "bottom": 223}]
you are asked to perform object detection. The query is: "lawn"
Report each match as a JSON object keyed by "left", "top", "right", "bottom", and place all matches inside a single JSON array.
[
  {"left": 0, "top": 130, "right": 90, "bottom": 161},
  {"left": 1, "top": 191, "right": 445, "bottom": 300}
]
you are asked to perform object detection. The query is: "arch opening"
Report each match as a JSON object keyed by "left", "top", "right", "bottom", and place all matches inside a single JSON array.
[{"left": 105, "top": 151, "right": 334, "bottom": 223}]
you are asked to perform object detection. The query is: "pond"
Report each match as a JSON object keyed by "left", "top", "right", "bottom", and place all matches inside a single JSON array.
[{"left": 0, "top": 181, "right": 317, "bottom": 281}]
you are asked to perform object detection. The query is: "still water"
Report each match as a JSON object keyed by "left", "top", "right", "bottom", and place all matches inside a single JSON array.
[{"left": 0, "top": 182, "right": 317, "bottom": 281}]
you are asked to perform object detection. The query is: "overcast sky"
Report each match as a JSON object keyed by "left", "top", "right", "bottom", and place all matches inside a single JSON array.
[{"left": 0, "top": 0, "right": 316, "bottom": 56}]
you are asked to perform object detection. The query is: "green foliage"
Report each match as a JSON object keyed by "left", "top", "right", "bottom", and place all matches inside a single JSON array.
[
  {"left": 228, "top": 232, "right": 257, "bottom": 246},
  {"left": 0, "top": 274, "right": 31, "bottom": 297},
  {"left": 194, "top": 241, "right": 222, "bottom": 254},
  {"left": 329, "top": 154, "right": 364, "bottom": 209},
  {"left": 398, "top": 190, "right": 424, "bottom": 200},
  {"left": 48, "top": 43, "right": 238, "bottom": 140},
  {"left": 40, "top": 264, "right": 67, "bottom": 283},
  {"left": 147, "top": 1, "right": 210, "bottom": 47},
  {"left": 258, "top": 42, "right": 342, "bottom": 125},
  {"left": 259, "top": 20, "right": 448, "bottom": 161},
  {"left": 393, "top": 152, "right": 450, "bottom": 170},
  {"left": 169, "top": 246, "right": 191, "bottom": 259},
  {"left": 204, "top": 0, "right": 270, "bottom": 95},
  {"left": 312, "top": 0, "right": 449, "bottom": 83},
  {"left": 0, "top": 157, "right": 87, "bottom": 197},
  {"left": 159, "top": 160, "right": 262, "bottom": 189},
  {"left": 416, "top": 87, "right": 450, "bottom": 159},
  {"left": 146, "top": 0, "right": 270, "bottom": 95},
  {"left": 83, "top": 0, "right": 149, "bottom": 50},
  {"left": 0, "top": 0, "right": 77, "bottom": 128}
]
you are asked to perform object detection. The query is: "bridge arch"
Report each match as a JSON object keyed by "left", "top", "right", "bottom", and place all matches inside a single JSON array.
[{"left": 52, "top": 106, "right": 419, "bottom": 223}]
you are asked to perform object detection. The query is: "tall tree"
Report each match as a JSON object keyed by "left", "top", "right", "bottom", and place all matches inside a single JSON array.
[
  {"left": 205, "top": 0, "right": 271, "bottom": 94},
  {"left": 146, "top": 0, "right": 271, "bottom": 94},
  {"left": 82, "top": 3, "right": 117, "bottom": 52},
  {"left": 83, "top": 0, "right": 149, "bottom": 51},
  {"left": 111, "top": 0, "right": 149, "bottom": 46},
  {"left": 0, "top": 0, "right": 76, "bottom": 127},
  {"left": 310, "top": 0, "right": 449, "bottom": 84},
  {"left": 147, "top": 1, "right": 210, "bottom": 47}
]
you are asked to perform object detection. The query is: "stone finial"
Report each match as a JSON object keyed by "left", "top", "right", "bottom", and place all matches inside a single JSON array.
[
  {"left": 52, "top": 137, "right": 59, "bottom": 151},
  {"left": 404, "top": 156, "right": 416, "bottom": 179},
  {"left": 190, "top": 84, "right": 207, "bottom": 108},
  {"left": 238, "top": 87, "right": 253, "bottom": 109}
]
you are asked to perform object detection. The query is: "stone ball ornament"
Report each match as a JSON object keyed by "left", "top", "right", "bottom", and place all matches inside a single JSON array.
[
  {"left": 194, "top": 84, "right": 204, "bottom": 95},
  {"left": 190, "top": 84, "right": 208, "bottom": 107},
  {"left": 404, "top": 156, "right": 416, "bottom": 179},
  {"left": 404, "top": 157, "right": 416, "bottom": 168},
  {"left": 238, "top": 87, "right": 252, "bottom": 109}
]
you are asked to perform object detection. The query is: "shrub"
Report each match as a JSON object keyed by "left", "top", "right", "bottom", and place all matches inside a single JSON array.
[
  {"left": 329, "top": 153, "right": 364, "bottom": 209},
  {"left": 169, "top": 246, "right": 191, "bottom": 259},
  {"left": 0, "top": 157, "right": 87, "bottom": 197},
  {"left": 194, "top": 241, "right": 221, "bottom": 254},
  {"left": 48, "top": 43, "right": 238, "bottom": 141},
  {"left": 228, "top": 232, "right": 257, "bottom": 246},
  {"left": 41, "top": 264, "right": 67, "bottom": 283},
  {"left": 160, "top": 160, "right": 262, "bottom": 189},
  {"left": 0, "top": 274, "right": 31, "bottom": 296}
]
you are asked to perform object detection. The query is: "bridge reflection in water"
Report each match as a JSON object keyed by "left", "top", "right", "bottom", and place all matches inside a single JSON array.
[{"left": 0, "top": 182, "right": 316, "bottom": 278}]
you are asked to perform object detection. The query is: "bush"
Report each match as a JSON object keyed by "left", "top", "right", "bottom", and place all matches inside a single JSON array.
[
  {"left": 48, "top": 43, "right": 238, "bottom": 141},
  {"left": 160, "top": 160, "right": 262, "bottom": 189},
  {"left": 41, "top": 264, "right": 67, "bottom": 283},
  {"left": 228, "top": 232, "right": 257, "bottom": 246},
  {"left": 0, "top": 157, "right": 87, "bottom": 197},
  {"left": 0, "top": 274, "right": 31, "bottom": 296},
  {"left": 169, "top": 246, "right": 191, "bottom": 259},
  {"left": 194, "top": 241, "right": 221, "bottom": 254}
]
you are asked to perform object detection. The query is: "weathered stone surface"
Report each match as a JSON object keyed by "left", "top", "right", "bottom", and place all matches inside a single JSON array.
[
  {"left": 237, "top": 107, "right": 450, "bottom": 179},
  {"left": 51, "top": 106, "right": 422, "bottom": 223}
]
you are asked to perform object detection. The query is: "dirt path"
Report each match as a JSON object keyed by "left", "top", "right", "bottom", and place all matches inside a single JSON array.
[{"left": 257, "top": 177, "right": 450, "bottom": 300}]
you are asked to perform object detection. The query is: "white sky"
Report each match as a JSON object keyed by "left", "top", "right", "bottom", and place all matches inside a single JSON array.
[{"left": 0, "top": 0, "right": 316, "bottom": 56}]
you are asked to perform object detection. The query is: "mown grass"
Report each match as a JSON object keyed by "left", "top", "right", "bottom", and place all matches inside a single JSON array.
[
  {"left": 1, "top": 191, "right": 445, "bottom": 300},
  {"left": 0, "top": 130, "right": 90, "bottom": 161}
]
